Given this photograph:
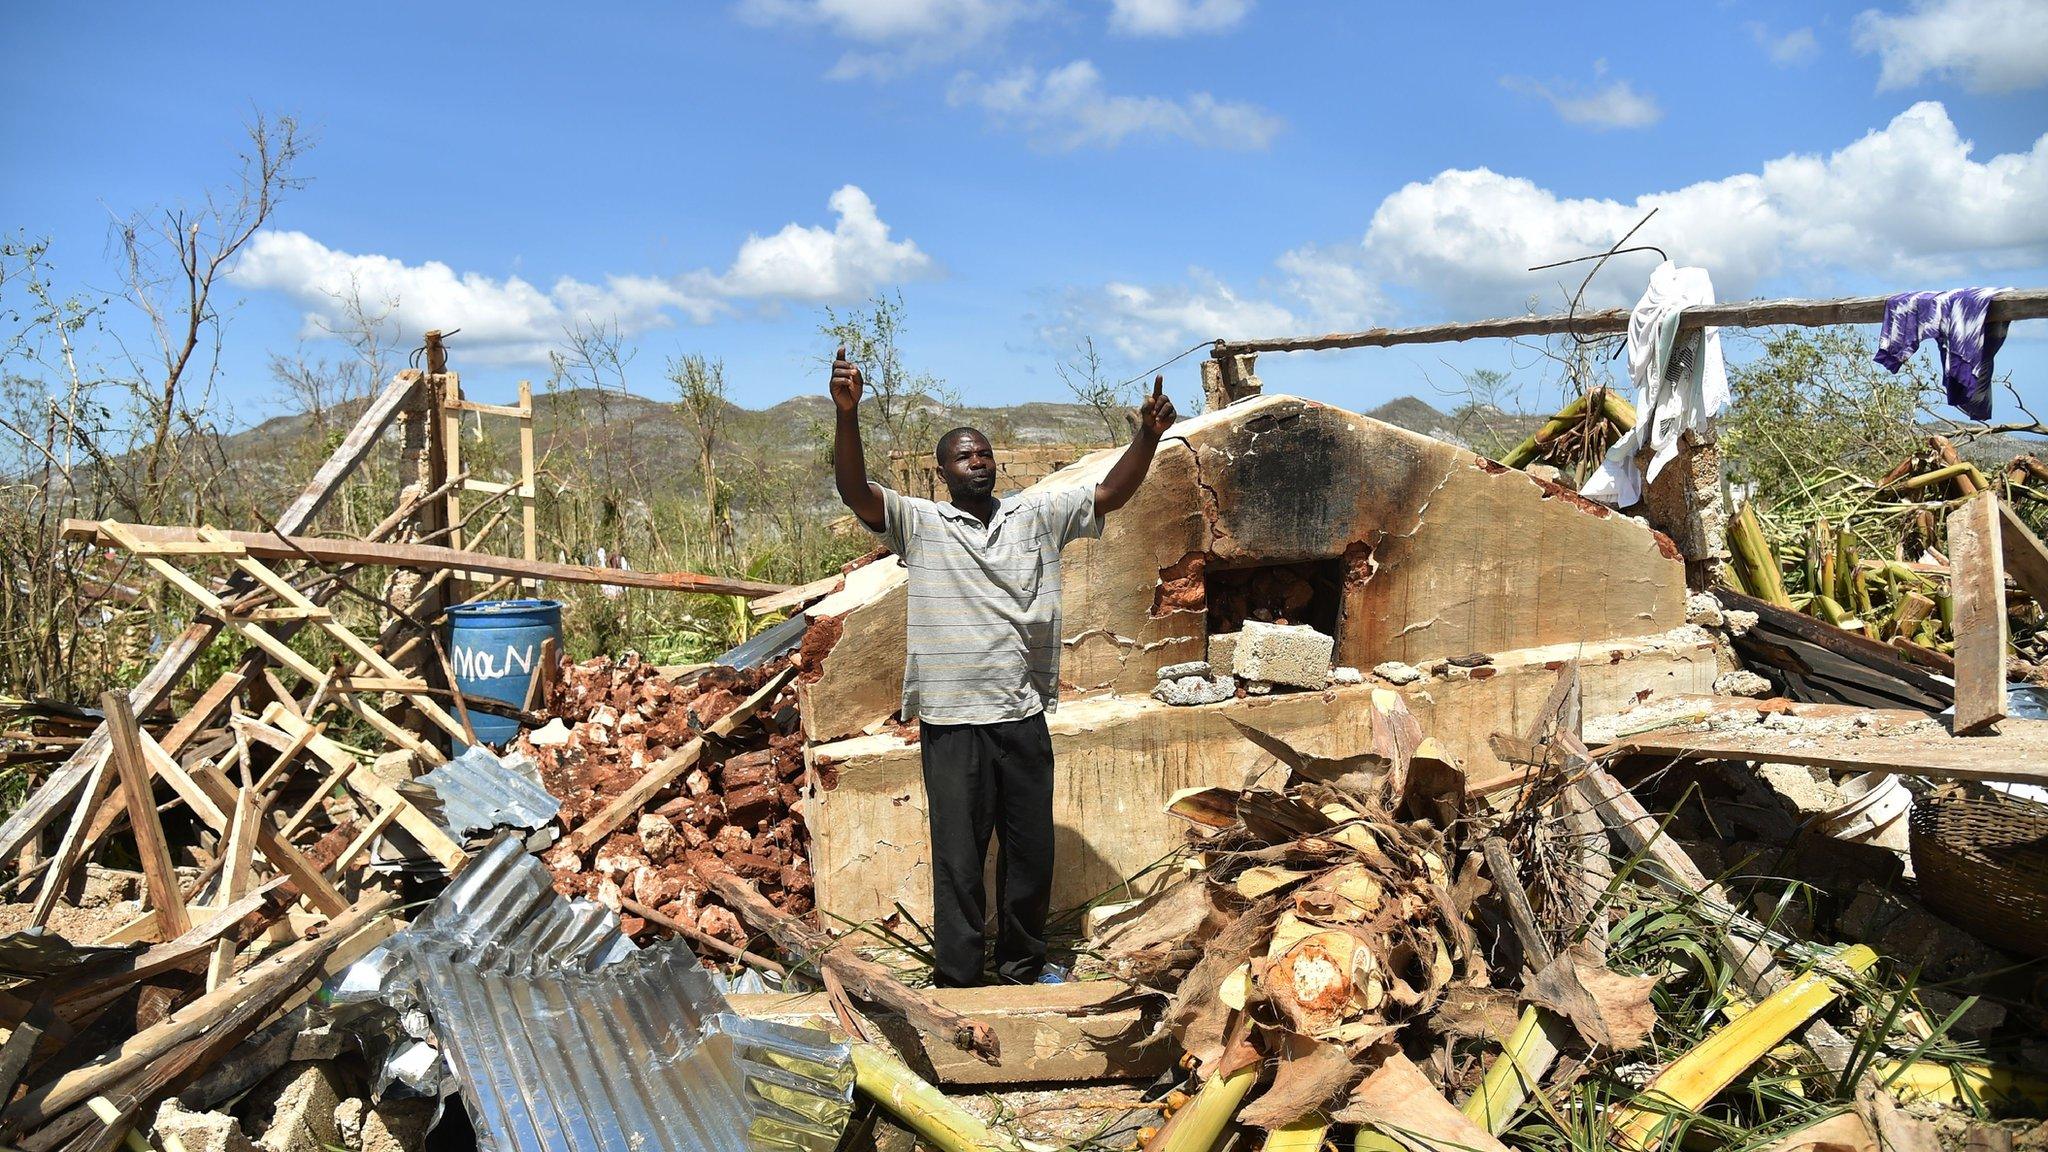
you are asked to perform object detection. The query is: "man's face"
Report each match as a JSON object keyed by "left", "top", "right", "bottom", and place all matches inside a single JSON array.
[{"left": 938, "top": 432, "right": 996, "bottom": 500}]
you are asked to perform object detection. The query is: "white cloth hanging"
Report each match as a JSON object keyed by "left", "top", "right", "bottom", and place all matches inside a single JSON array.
[{"left": 1582, "top": 260, "right": 1729, "bottom": 507}]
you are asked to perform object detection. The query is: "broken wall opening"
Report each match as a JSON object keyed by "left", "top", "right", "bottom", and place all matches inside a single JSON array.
[{"left": 1203, "top": 557, "right": 1344, "bottom": 638}]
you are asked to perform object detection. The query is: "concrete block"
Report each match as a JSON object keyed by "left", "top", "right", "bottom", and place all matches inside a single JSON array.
[
  {"left": 249, "top": 1061, "right": 346, "bottom": 1152},
  {"left": 1156, "top": 660, "right": 1210, "bottom": 681},
  {"left": 1207, "top": 632, "right": 1240, "bottom": 677},
  {"left": 1152, "top": 675, "right": 1236, "bottom": 706},
  {"left": 355, "top": 1099, "right": 435, "bottom": 1152},
  {"left": 152, "top": 1100, "right": 256, "bottom": 1152},
  {"left": 1232, "top": 621, "right": 1332, "bottom": 689}
]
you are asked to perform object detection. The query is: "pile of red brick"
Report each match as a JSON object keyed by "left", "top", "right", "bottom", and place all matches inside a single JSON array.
[{"left": 524, "top": 653, "right": 813, "bottom": 947}]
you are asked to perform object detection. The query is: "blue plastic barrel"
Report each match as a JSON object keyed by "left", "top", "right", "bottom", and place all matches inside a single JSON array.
[{"left": 444, "top": 599, "right": 563, "bottom": 749}]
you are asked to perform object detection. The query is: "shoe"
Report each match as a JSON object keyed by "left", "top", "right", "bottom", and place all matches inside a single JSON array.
[{"left": 1035, "top": 964, "right": 1068, "bottom": 985}]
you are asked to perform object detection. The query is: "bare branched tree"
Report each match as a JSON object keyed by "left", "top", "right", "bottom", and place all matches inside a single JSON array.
[
  {"left": 1054, "top": 337, "right": 1135, "bottom": 445},
  {"left": 820, "top": 292, "right": 957, "bottom": 464},
  {"left": 110, "top": 112, "right": 306, "bottom": 519}
]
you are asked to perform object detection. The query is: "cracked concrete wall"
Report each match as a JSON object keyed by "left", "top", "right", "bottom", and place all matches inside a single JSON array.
[
  {"left": 798, "top": 394, "right": 1688, "bottom": 743},
  {"left": 808, "top": 632, "right": 1720, "bottom": 923}
]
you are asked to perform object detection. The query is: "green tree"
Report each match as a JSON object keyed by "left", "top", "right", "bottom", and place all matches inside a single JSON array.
[
  {"left": 819, "top": 292, "right": 957, "bottom": 468},
  {"left": 1721, "top": 327, "right": 1926, "bottom": 500}
]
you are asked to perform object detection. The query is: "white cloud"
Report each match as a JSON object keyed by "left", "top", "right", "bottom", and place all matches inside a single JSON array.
[
  {"left": 232, "top": 186, "right": 934, "bottom": 363},
  {"left": 1747, "top": 22, "right": 1820, "bottom": 65},
  {"left": 1108, "top": 0, "right": 1253, "bottom": 36},
  {"left": 1853, "top": 0, "right": 2048, "bottom": 92},
  {"left": 949, "top": 60, "right": 1283, "bottom": 150},
  {"left": 1053, "top": 270, "right": 1297, "bottom": 360},
  {"left": 737, "top": 0, "right": 1037, "bottom": 77},
  {"left": 721, "top": 185, "right": 934, "bottom": 299},
  {"left": 1069, "top": 101, "right": 2048, "bottom": 352},
  {"left": 1501, "top": 71, "right": 1664, "bottom": 130}
]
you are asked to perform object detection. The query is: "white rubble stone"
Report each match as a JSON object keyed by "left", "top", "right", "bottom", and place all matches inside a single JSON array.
[
  {"left": 1686, "top": 591, "right": 1725, "bottom": 628},
  {"left": 638, "top": 813, "right": 679, "bottom": 863},
  {"left": 1723, "top": 609, "right": 1759, "bottom": 636},
  {"left": 1156, "top": 660, "right": 1211, "bottom": 681},
  {"left": 1230, "top": 621, "right": 1333, "bottom": 690},
  {"left": 527, "top": 717, "right": 572, "bottom": 747},
  {"left": 1330, "top": 666, "right": 1364, "bottom": 685},
  {"left": 1152, "top": 675, "right": 1236, "bottom": 706},
  {"left": 1754, "top": 762, "right": 1841, "bottom": 816},
  {"left": 1372, "top": 661, "right": 1423, "bottom": 686},
  {"left": 1245, "top": 680, "right": 1275, "bottom": 695},
  {"left": 1714, "top": 670, "right": 1773, "bottom": 698}
]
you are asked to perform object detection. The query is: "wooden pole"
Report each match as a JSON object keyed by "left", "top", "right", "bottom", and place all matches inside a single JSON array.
[
  {"left": 708, "top": 872, "right": 1002, "bottom": 1065},
  {"left": 62, "top": 520, "right": 788, "bottom": 598},
  {"left": 102, "top": 693, "right": 190, "bottom": 942},
  {"left": 1948, "top": 491, "right": 2008, "bottom": 734},
  {"left": 1212, "top": 287, "right": 2048, "bottom": 357}
]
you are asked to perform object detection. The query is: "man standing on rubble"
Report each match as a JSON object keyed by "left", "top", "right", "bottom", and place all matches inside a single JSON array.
[{"left": 831, "top": 346, "right": 1177, "bottom": 986}]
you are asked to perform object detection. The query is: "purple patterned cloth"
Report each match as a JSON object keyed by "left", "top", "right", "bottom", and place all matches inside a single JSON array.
[{"left": 1874, "top": 288, "right": 2008, "bottom": 420}]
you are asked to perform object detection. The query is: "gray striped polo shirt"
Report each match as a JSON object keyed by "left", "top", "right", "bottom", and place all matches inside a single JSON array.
[{"left": 868, "top": 483, "right": 1101, "bottom": 725}]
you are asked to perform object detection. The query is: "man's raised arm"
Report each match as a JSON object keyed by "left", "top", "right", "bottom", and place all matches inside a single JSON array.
[
  {"left": 1094, "top": 374, "right": 1178, "bottom": 517},
  {"left": 831, "top": 344, "right": 886, "bottom": 529}
]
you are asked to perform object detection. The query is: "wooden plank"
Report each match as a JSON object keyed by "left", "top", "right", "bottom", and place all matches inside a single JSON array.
[
  {"left": 66, "top": 520, "right": 789, "bottom": 598},
  {"left": 2, "top": 893, "right": 394, "bottom": 1131},
  {"left": 324, "top": 803, "right": 401, "bottom": 878},
  {"left": 260, "top": 705, "right": 468, "bottom": 871},
  {"left": 750, "top": 571, "right": 844, "bottom": 617},
  {"left": 444, "top": 398, "right": 528, "bottom": 418},
  {"left": 25, "top": 881, "right": 286, "bottom": 1008},
  {"left": 29, "top": 751, "right": 114, "bottom": 928},
  {"left": 1723, "top": 590, "right": 1952, "bottom": 701},
  {"left": 710, "top": 872, "right": 1001, "bottom": 1064},
  {"left": 206, "top": 785, "right": 258, "bottom": 992},
  {"left": 1606, "top": 723, "right": 2048, "bottom": 786},
  {"left": 122, "top": 726, "right": 348, "bottom": 916},
  {"left": 1997, "top": 500, "right": 2048, "bottom": 608},
  {"left": 79, "top": 672, "right": 245, "bottom": 855},
  {"left": 1948, "top": 492, "right": 2008, "bottom": 734},
  {"left": 1213, "top": 287, "right": 2048, "bottom": 357},
  {"left": 519, "top": 378, "right": 537, "bottom": 588},
  {"left": 460, "top": 478, "right": 533, "bottom": 497},
  {"left": 0, "top": 371, "right": 421, "bottom": 865},
  {"left": 102, "top": 693, "right": 191, "bottom": 940},
  {"left": 562, "top": 667, "right": 793, "bottom": 856}
]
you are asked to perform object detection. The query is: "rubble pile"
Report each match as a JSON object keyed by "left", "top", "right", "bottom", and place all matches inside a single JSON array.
[
  {"left": 5, "top": 348, "right": 2048, "bottom": 1152},
  {"left": 528, "top": 653, "right": 814, "bottom": 943}
]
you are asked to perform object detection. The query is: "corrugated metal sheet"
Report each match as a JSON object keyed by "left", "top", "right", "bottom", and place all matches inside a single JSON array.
[
  {"left": 711, "top": 613, "right": 807, "bottom": 673},
  {"left": 416, "top": 939, "right": 851, "bottom": 1152},
  {"left": 337, "top": 835, "right": 851, "bottom": 1152},
  {"left": 409, "top": 746, "right": 561, "bottom": 839}
]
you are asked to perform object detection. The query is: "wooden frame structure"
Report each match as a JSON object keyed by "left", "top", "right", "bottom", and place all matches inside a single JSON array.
[{"left": 441, "top": 373, "right": 538, "bottom": 588}]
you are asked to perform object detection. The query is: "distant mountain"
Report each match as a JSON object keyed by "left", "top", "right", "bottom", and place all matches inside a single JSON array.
[{"left": 194, "top": 387, "right": 2048, "bottom": 521}]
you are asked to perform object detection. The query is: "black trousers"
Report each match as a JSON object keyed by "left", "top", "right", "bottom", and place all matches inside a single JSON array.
[{"left": 919, "top": 712, "right": 1055, "bottom": 987}]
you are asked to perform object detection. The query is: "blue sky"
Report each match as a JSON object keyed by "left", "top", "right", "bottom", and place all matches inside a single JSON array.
[{"left": 4, "top": 0, "right": 2046, "bottom": 424}]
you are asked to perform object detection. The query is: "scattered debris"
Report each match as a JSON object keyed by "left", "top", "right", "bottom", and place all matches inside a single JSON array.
[{"left": 4, "top": 333, "right": 2044, "bottom": 1152}]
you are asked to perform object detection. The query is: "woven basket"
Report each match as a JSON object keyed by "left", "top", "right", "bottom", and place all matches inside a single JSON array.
[{"left": 1909, "top": 788, "right": 2048, "bottom": 958}]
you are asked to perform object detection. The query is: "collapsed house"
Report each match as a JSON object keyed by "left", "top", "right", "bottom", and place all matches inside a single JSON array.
[
  {"left": 2, "top": 287, "right": 2047, "bottom": 1152},
  {"left": 800, "top": 394, "right": 1715, "bottom": 923}
]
